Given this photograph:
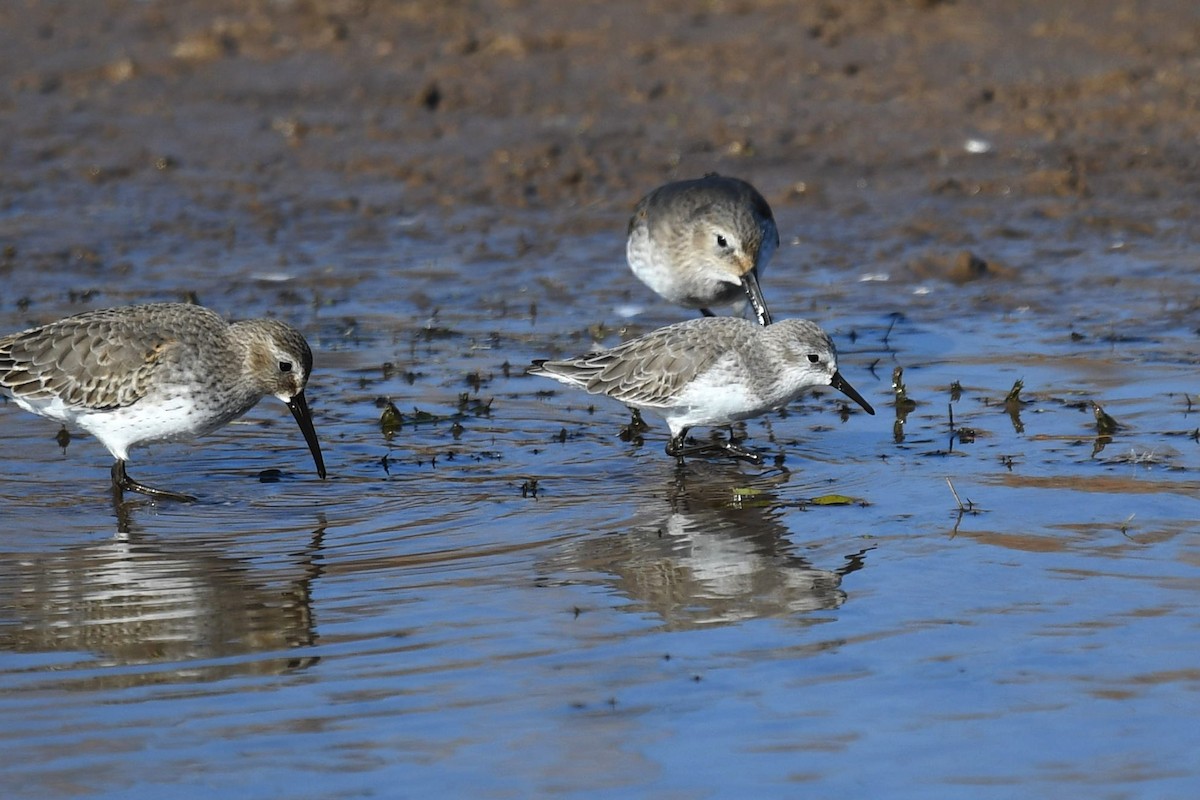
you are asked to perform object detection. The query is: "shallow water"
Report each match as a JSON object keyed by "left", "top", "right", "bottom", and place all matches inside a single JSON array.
[{"left": 1, "top": 177, "right": 1198, "bottom": 798}]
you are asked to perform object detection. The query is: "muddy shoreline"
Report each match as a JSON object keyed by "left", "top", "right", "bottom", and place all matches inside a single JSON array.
[{"left": 4, "top": 1, "right": 1199, "bottom": 271}]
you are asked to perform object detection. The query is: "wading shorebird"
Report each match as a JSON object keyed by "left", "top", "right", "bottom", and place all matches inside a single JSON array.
[
  {"left": 0, "top": 303, "right": 327, "bottom": 501},
  {"left": 530, "top": 316, "right": 874, "bottom": 463},
  {"left": 626, "top": 174, "right": 779, "bottom": 326}
]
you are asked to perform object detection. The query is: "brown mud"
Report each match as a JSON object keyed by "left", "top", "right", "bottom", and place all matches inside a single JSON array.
[{"left": 3, "top": 0, "right": 1200, "bottom": 259}]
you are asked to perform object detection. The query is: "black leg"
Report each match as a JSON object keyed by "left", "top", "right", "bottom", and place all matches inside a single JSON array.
[
  {"left": 699, "top": 308, "right": 716, "bottom": 317},
  {"left": 718, "top": 425, "right": 764, "bottom": 464},
  {"left": 665, "top": 429, "right": 691, "bottom": 465},
  {"left": 713, "top": 438, "right": 764, "bottom": 465},
  {"left": 664, "top": 429, "right": 763, "bottom": 465},
  {"left": 111, "top": 461, "right": 197, "bottom": 503}
]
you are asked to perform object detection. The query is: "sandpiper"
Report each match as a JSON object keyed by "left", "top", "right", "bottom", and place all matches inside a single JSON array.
[
  {"left": 0, "top": 303, "right": 327, "bottom": 501},
  {"left": 626, "top": 174, "right": 779, "bottom": 325},
  {"left": 529, "top": 316, "right": 874, "bottom": 463}
]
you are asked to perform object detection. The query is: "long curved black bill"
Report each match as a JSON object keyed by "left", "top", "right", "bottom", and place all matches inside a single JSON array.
[
  {"left": 741, "top": 269, "right": 773, "bottom": 326},
  {"left": 287, "top": 390, "right": 328, "bottom": 479},
  {"left": 831, "top": 370, "right": 875, "bottom": 415}
]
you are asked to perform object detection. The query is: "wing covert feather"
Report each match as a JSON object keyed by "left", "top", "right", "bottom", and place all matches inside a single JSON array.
[
  {"left": 547, "top": 324, "right": 729, "bottom": 407},
  {"left": 0, "top": 312, "right": 180, "bottom": 410}
]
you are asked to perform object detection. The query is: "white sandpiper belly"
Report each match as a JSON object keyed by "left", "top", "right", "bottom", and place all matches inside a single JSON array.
[
  {"left": 17, "top": 393, "right": 223, "bottom": 462},
  {"left": 666, "top": 379, "right": 759, "bottom": 433}
]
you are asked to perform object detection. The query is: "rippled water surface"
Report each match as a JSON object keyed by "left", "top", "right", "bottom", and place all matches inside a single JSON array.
[{"left": 1, "top": 184, "right": 1198, "bottom": 799}]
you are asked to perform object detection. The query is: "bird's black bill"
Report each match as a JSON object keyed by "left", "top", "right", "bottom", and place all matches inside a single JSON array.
[
  {"left": 287, "top": 390, "right": 327, "bottom": 479},
  {"left": 741, "top": 270, "right": 773, "bottom": 326},
  {"left": 831, "top": 371, "right": 875, "bottom": 415}
]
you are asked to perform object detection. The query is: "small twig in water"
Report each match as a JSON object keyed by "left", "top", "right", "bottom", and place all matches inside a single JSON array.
[
  {"left": 946, "top": 477, "right": 970, "bottom": 512},
  {"left": 1120, "top": 513, "right": 1136, "bottom": 539},
  {"left": 947, "top": 402, "right": 955, "bottom": 452},
  {"left": 882, "top": 315, "right": 898, "bottom": 346}
]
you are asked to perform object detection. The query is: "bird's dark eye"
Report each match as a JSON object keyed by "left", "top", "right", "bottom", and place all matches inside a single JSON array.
[
  {"left": 715, "top": 234, "right": 728, "bottom": 248},
  {"left": 807, "top": 354, "right": 820, "bottom": 363},
  {"left": 279, "top": 361, "right": 294, "bottom": 373}
]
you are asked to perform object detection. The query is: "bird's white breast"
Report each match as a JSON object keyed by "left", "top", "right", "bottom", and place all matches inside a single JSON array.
[{"left": 665, "top": 370, "right": 758, "bottom": 433}]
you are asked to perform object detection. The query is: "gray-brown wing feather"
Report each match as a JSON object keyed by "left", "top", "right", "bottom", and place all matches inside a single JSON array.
[
  {"left": 0, "top": 314, "right": 177, "bottom": 410},
  {"left": 532, "top": 321, "right": 737, "bottom": 407}
]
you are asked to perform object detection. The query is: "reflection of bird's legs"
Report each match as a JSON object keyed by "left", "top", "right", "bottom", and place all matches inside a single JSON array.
[
  {"left": 668, "top": 459, "right": 690, "bottom": 508},
  {"left": 758, "top": 415, "right": 778, "bottom": 446},
  {"left": 111, "top": 485, "right": 135, "bottom": 535},
  {"left": 665, "top": 429, "right": 692, "bottom": 465}
]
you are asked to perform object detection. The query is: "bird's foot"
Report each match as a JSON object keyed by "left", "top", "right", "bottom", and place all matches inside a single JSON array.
[
  {"left": 111, "top": 462, "right": 198, "bottom": 503},
  {"left": 666, "top": 434, "right": 764, "bottom": 465},
  {"left": 714, "top": 438, "right": 764, "bottom": 465}
]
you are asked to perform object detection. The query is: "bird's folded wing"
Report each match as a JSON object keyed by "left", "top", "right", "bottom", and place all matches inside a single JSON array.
[{"left": 0, "top": 320, "right": 175, "bottom": 410}]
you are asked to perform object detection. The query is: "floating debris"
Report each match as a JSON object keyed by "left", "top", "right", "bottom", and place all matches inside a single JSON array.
[
  {"left": 809, "top": 494, "right": 859, "bottom": 506},
  {"left": 457, "top": 393, "right": 493, "bottom": 416},
  {"left": 946, "top": 477, "right": 973, "bottom": 513},
  {"left": 1092, "top": 401, "right": 1122, "bottom": 435},
  {"left": 1004, "top": 379, "right": 1025, "bottom": 408},
  {"left": 380, "top": 401, "right": 404, "bottom": 438},
  {"left": 892, "top": 367, "right": 918, "bottom": 411},
  {"left": 257, "top": 469, "right": 284, "bottom": 483},
  {"left": 409, "top": 408, "right": 440, "bottom": 424},
  {"left": 893, "top": 366, "right": 916, "bottom": 444},
  {"left": 619, "top": 408, "right": 650, "bottom": 445},
  {"left": 465, "top": 369, "right": 490, "bottom": 392},
  {"left": 1004, "top": 379, "right": 1026, "bottom": 434}
]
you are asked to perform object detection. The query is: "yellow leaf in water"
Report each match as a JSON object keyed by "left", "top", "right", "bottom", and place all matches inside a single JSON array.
[{"left": 809, "top": 494, "right": 859, "bottom": 506}]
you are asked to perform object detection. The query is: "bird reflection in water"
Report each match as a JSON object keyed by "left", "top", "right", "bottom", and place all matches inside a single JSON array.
[
  {"left": 0, "top": 517, "right": 326, "bottom": 687},
  {"left": 550, "top": 462, "right": 871, "bottom": 629}
]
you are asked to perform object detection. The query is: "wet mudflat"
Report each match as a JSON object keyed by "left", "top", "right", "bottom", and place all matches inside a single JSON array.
[{"left": 1, "top": 1, "right": 1199, "bottom": 798}]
